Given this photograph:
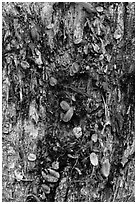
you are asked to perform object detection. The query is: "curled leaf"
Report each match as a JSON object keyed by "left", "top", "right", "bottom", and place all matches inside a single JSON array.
[
  {"left": 28, "top": 153, "right": 36, "bottom": 162},
  {"left": 62, "top": 107, "right": 74, "bottom": 122},
  {"left": 101, "top": 159, "right": 110, "bottom": 177},
  {"left": 49, "top": 77, "right": 57, "bottom": 86},
  {"left": 75, "top": 167, "right": 82, "bottom": 175},
  {"left": 90, "top": 152, "right": 98, "bottom": 166},
  {"left": 60, "top": 101, "right": 70, "bottom": 111}
]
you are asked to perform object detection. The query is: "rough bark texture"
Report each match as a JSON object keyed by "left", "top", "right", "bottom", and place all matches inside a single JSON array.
[{"left": 2, "top": 2, "right": 135, "bottom": 202}]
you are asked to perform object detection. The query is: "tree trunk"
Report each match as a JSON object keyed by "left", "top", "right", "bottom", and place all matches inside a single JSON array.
[{"left": 2, "top": 2, "right": 135, "bottom": 202}]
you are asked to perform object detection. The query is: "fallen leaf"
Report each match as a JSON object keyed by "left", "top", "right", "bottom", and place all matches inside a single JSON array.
[
  {"left": 91, "top": 133, "right": 98, "bottom": 143},
  {"left": 41, "top": 184, "right": 50, "bottom": 194},
  {"left": 29, "top": 101, "right": 39, "bottom": 124},
  {"left": 60, "top": 101, "right": 70, "bottom": 111},
  {"left": 81, "top": 187, "right": 88, "bottom": 196},
  {"left": 31, "top": 26, "right": 39, "bottom": 41},
  {"left": 48, "top": 168, "right": 60, "bottom": 179},
  {"left": 90, "top": 152, "right": 98, "bottom": 166},
  {"left": 96, "top": 6, "right": 103, "bottom": 12},
  {"left": 28, "top": 153, "right": 36, "bottom": 162},
  {"left": 52, "top": 161, "right": 59, "bottom": 170},
  {"left": 35, "top": 49, "right": 43, "bottom": 65},
  {"left": 70, "top": 62, "right": 79, "bottom": 76},
  {"left": 21, "top": 60, "right": 30, "bottom": 69},
  {"left": 73, "top": 23, "right": 83, "bottom": 44},
  {"left": 14, "top": 169, "right": 23, "bottom": 181},
  {"left": 101, "top": 158, "right": 110, "bottom": 177},
  {"left": 114, "top": 29, "right": 122, "bottom": 39},
  {"left": 62, "top": 107, "right": 74, "bottom": 122},
  {"left": 73, "top": 126, "right": 82, "bottom": 138},
  {"left": 42, "top": 172, "right": 59, "bottom": 183},
  {"left": 49, "top": 77, "right": 57, "bottom": 86}
]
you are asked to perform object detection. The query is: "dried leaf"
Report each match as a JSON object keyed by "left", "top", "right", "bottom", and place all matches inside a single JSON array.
[
  {"left": 14, "top": 169, "right": 23, "bottom": 181},
  {"left": 28, "top": 153, "right": 36, "bottom": 162},
  {"left": 60, "top": 101, "right": 70, "bottom": 111},
  {"left": 92, "top": 43, "right": 100, "bottom": 52},
  {"left": 62, "top": 107, "right": 74, "bottom": 122},
  {"left": 96, "top": 6, "right": 103, "bottom": 12},
  {"left": 31, "top": 26, "right": 39, "bottom": 41},
  {"left": 73, "top": 126, "right": 82, "bottom": 138},
  {"left": 114, "top": 29, "right": 122, "bottom": 39},
  {"left": 35, "top": 48, "right": 43, "bottom": 65},
  {"left": 52, "top": 161, "right": 59, "bottom": 170},
  {"left": 73, "top": 22, "right": 83, "bottom": 44},
  {"left": 42, "top": 172, "right": 59, "bottom": 183},
  {"left": 90, "top": 152, "right": 98, "bottom": 166},
  {"left": 80, "top": 187, "right": 88, "bottom": 196},
  {"left": 101, "top": 159, "right": 110, "bottom": 177},
  {"left": 41, "top": 184, "right": 50, "bottom": 194},
  {"left": 21, "top": 60, "right": 30, "bottom": 69},
  {"left": 70, "top": 62, "right": 79, "bottom": 76},
  {"left": 48, "top": 168, "right": 60, "bottom": 179},
  {"left": 91, "top": 133, "right": 98, "bottom": 143},
  {"left": 49, "top": 77, "right": 57, "bottom": 86},
  {"left": 29, "top": 101, "right": 39, "bottom": 124}
]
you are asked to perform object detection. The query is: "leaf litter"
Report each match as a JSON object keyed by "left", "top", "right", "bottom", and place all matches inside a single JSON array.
[{"left": 2, "top": 2, "right": 135, "bottom": 202}]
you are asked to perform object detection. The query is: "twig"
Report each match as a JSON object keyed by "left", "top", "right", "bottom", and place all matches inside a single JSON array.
[{"left": 101, "top": 95, "right": 111, "bottom": 134}]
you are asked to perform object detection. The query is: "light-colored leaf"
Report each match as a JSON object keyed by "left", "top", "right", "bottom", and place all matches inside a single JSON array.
[
  {"left": 48, "top": 168, "right": 60, "bottom": 179},
  {"left": 96, "top": 6, "right": 103, "bottom": 12},
  {"left": 35, "top": 49, "right": 43, "bottom": 65},
  {"left": 49, "top": 77, "right": 57, "bottom": 86},
  {"left": 42, "top": 171, "right": 59, "bottom": 183},
  {"left": 28, "top": 153, "right": 36, "bottom": 162},
  {"left": 70, "top": 62, "right": 79, "bottom": 76},
  {"left": 21, "top": 60, "right": 30, "bottom": 69},
  {"left": 60, "top": 101, "right": 70, "bottom": 111},
  {"left": 73, "top": 126, "right": 82, "bottom": 138},
  {"left": 29, "top": 101, "right": 39, "bottom": 124},
  {"left": 73, "top": 23, "right": 83, "bottom": 44},
  {"left": 62, "top": 107, "right": 74, "bottom": 122},
  {"left": 14, "top": 169, "right": 23, "bottom": 181},
  {"left": 52, "top": 161, "right": 59, "bottom": 170},
  {"left": 90, "top": 152, "right": 98, "bottom": 166},
  {"left": 114, "top": 29, "right": 122, "bottom": 39},
  {"left": 91, "top": 133, "right": 98, "bottom": 143},
  {"left": 41, "top": 184, "right": 50, "bottom": 194},
  {"left": 101, "top": 158, "right": 110, "bottom": 177}
]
